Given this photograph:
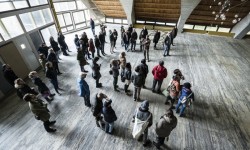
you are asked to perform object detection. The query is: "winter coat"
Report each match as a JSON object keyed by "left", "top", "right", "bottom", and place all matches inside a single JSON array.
[
  {"left": 91, "top": 62, "right": 101, "bottom": 79},
  {"left": 179, "top": 87, "right": 194, "bottom": 102},
  {"left": 131, "top": 72, "right": 144, "bottom": 87},
  {"left": 109, "top": 33, "right": 115, "bottom": 43},
  {"left": 119, "top": 56, "right": 126, "bottom": 69},
  {"left": 74, "top": 37, "right": 80, "bottom": 49},
  {"left": 125, "top": 68, "right": 132, "bottom": 80},
  {"left": 58, "top": 35, "right": 67, "bottom": 48},
  {"left": 112, "top": 65, "right": 120, "bottom": 77},
  {"left": 123, "top": 32, "right": 129, "bottom": 44},
  {"left": 37, "top": 46, "right": 49, "bottom": 58},
  {"left": 77, "top": 50, "right": 88, "bottom": 66},
  {"left": 102, "top": 105, "right": 117, "bottom": 123},
  {"left": 138, "top": 63, "right": 149, "bottom": 77},
  {"left": 50, "top": 41, "right": 60, "bottom": 52},
  {"left": 29, "top": 98, "right": 50, "bottom": 122},
  {"left": 153, "top": 32, "right": 161, "bottom": 43},
  {"left": 128, "top": 26, "right": 133, "bottom": 33},
  {"left": 45, "top": 68, "right": 57, "bottom": 80},
  {"left": 93, "top": 94, "right": 103, "bottom": 116},
  {"left": 172, "top": 27, "right": 178, "bottom": 38},
  {"left": 79, "top": 37, "right": 89, "bottom": 52},
  {"left": 144, "top": 39, "right": 151, "bottom": 49},
  {"left": 133, "top": 107, "right": 153, "bottom": 127},
  {"left": 139, "top": 29, "right": 148, "bottom": 39},
  {"left": 78, "top": 78, "right": 90, "bottom": 97},
  {"left": 88, "top": 40, "right": 95, "bottom": 52},
  {"left": 113, "top": 31, "right": 118, "bottom": 40},
  {"left": 131, "top": 31, "right": 138, "bottom": 42},
  {"left": 164, "top": 35, "right": 171, "bottom": 45},
  {"left": 155, "top": 115, "right": 177, "bottom": 137},
  {"left": 152, "top": 65, "right": 167, "bottom": 81},
  {"left": 15, "top": 84, "right": 38, "bottom": 99},
  {"left": 169, "top": 80, "right": 180, "bottom": 97},
  {"left": 94, "top": 37, "right": 101, "bottom": 48},
  {"left": 47, "top": 52, "right": 58, "bottom": 63},
  {"left": 31, "top": 77, "right": 49, "bottom": 94},
  {"left": 99, "top": 33, "right": 105, "bottom": 44},
  {"left": 3, "top": 69, "right": 18, "bottom": 86}
]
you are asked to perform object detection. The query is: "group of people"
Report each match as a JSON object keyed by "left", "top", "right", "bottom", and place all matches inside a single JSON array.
[{"left": 1, "top": 21, "right": 194, "bottom": 149}]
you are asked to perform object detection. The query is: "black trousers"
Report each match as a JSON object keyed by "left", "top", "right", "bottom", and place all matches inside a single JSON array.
[
  {"left": 113, "top": 76, "right": 118, "bottom": 89},
  {"left": 152, "top": 79, "right": 163, "bottom": 92},
  {"left": 155, "top": 136, "right": 165, "bottom": 147}
]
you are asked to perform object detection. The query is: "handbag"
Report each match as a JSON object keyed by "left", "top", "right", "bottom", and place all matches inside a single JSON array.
[
  {"left": 132, "top": 109, "right": 151, "bottom": 139},
  {"left": 109, "top": 70, "right": 113, "bottom": 75}
]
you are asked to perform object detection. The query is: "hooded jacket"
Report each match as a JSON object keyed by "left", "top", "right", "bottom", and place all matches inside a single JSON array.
[
  {"left": 155, "top": 115, "right": 177, "bottom": 137},
  {"left": 131, "top": 72, "right": 144, "bottom": 87},
  {"left": 133, "top": 100, "right": 153, "bottom": 127},
  {"left": 152, "top": 65, "right": 167, "bottom": 80},
  {"left": 29, "top": 98, "right": 50, "bottom": 122}
]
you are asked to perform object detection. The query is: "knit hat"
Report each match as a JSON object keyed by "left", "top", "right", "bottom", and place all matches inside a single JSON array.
[
  {"left": 183, "top": 82, "right": 191, "bottom": 89},
  {"left": 140, "top": 100, "right": 149, "bottom": 110},
  {"left": 104, "top": 100, "right": 112, "bottom": 107}
]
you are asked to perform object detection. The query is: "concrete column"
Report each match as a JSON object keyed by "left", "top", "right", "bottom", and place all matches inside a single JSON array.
[
  {"left": 119, "top": 0, "right": 135, "bottom": 25},
  {"left": 177, "top": 0, "right": 201, "bottom": 33},
  {"left": 231, "top": 14, "right": 250, "bottom": 39}
]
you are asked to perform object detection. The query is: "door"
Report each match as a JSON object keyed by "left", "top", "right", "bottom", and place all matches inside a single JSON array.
[
  {"left": 13, "top": 35, "right": 40, "bottom": 71},
  {"left": 0, "top": 56, "right": 13, "bottom": 95},
  {"left": 29, "top": 31, "right": 43, "bottom": 50}
]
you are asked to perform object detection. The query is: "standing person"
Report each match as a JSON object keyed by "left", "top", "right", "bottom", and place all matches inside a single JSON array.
[
  {"left": 37, "top": 43, "right": 49, "bottom": 58},
  {"left": 99, "top": 31, "right": 106, "bottom": 56},
  {"left": 165, "top": 75, "right": 181, "bottom": 109},
  {"left": 78, "top": 72, "right": 91, "bottom": 108},
  {"left": 173, "top": 69, "right": 185, "bottom": 83},
  {"left": 131, "top": 66, "right": 144, "bottom": 101},
  {"left": 139, "top": 26, "right": 148, "bottom": 51},
  {"left": 143, "top": 35, "right": 151, "bottom": 62},
  {"left": 47, "top": 49, "right": 62, "bottom": 75},
  {"left": 123, "top": 31, "right": 130, "bottom": 51},
  {"left": 132, "top": 100, "right": 153, "bottom": 147},
  {"left": 102, "top": 99, "right": 117, "bottom": 134},
  {"left": 113, "top": 29, "right": 118, "bottom": 48},
  {"left": 175, "top": 82, "right": 194, "bottom": 117},
  {"left": 14, "top": 78, "right": 38, "bottom": 100},
  {"left": 124, "top": 62, "right": 132, "bottom": 95},
  {"left": 94, "top": 35, "right": 101, "bottom": 57},
  {"left": 91, "top": 57, "right": 102, "bottom": 88},
  {"left": 49, "top": 37, "right": 61, "bottom": 60},
  {"left": 100, "top": 23, "right": 107, "bottom": 37},
  {"left": 171, "top": 26, "right": 178, "bottom": 46},
  {"left": 128, "top": 24, "right": 133, "bottom": 33},
  {"left": 29, "top": 71, "right": 55, "bottom": 102},
  {"left": 152, "top": 61, "right": 168, "bottom": 93},
  {"left": 23, "top": 94, "right": 56, "bottom": 132},
  {"left": 79, "top": 32, "right": 90, "bottom": 60},
  {"left": 90, "top": 18, "right": 95, "bottom": 35},
  {"left": 58, "top": 32, "right": 71, "bottom": 53},
  {"left": 120, "top": 26, "right": 125, "bottom": 46},
  {"left": 45, "top": 62, "right": 61, "bottom": 95},
  {"left": 163, "top": 32, "right": 171, "bottom": 57},
  {"left": 88, "top": 38, "right": 95, "bottom": 58},
  {"left": 92, "top": 93, "right": 106, "bottom": 129},
  {"left": 119, "top": 52, "right": 126, "bottom": 80},
  {"left": 153, "top": 109, "right": 177, "bottom": 149},
  {"left": 2, "top": 64, "right": 18, "bottom": 87},
  {"left": 74, "top": 34, "right": 80, "bottom": 51},
  {"left": 138, "top": 59, "right": 149, "bottom": 88},
  {"left": 77, "top": 47, "right": 88, "bottom": 73},
  {"left": 153, "top": 30, "right": 161, "bottom": 50},
  {"left": 130, "top": 29, "right": 138, "bottom": 51},
  {"left": 109, "top": 30, "right": 115, "bottom": 54},
  {"left": 39, "top": 54, "right": 47, "bottom": 73},
  {"left": 110, "top": 59, "right": 120, "bottom": 92}
]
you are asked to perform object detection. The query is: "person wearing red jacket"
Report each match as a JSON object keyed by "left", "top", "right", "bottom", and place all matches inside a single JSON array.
[{"left": 152, "top": 61, "right": 167, "bottom": 94}]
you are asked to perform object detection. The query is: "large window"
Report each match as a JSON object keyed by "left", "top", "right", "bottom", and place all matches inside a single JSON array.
[
  {"left": 20, "top": 8, "right": 53, "bottom": 31},
  {"left": 1, "top": 16, "right": 24, "bottom": 40},
  {"left": 54, "top": 1, "right": 77, "bottom": 12},
  {"left": 0, "top": 0, "right": 29, "bottom": 12},
  {"left": 40, "top": 25, "right": 57, "bottom": 46},
  {"left": 29, "top": 0, "right": 48, "bottom": 7},
  {"left": 206, "top": 26, "right": 218, "bottom": 32}
]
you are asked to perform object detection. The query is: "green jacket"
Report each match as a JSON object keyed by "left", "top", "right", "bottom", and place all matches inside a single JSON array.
[{"left": 29, "top": 98, "right": 50, "bottom": 122}]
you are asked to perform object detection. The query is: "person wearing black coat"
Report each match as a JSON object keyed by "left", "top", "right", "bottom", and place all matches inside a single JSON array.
[
  {"left": 99, "top": 31, "right": 106, "bottom": 56},
  {"left": 123, "top": 31, "right": 130, "bottom": 51},
  {"left": 2, "top": 64, "right": 18, "bottom": 86},
  {"left": 124, "top": 63, "right": 132, "bottom": 95},
  {"left": 92, "top": 93, "right": 106, "bottom": 128},
  {"left": 74, "top": 34, "right": 80, "bottom": 51},
  {"left": 37, "top": 43, "right": 49, "bottom": 58},
  {"left": 29, "top": 71, "right": 55, "bottom": 102},
  {"left": 113, "top": 29, "right": 118, "bottom": 48},
  {"left": 153, "top": 30, "right": 161, "bottom": 49},
  {"left": 163, "top": 32, "right": 171, "bottom": 57},
  {"left": 171, "top": 26, "right": 178, "bottom": 46},
  {"left": 102, "top": 99, "right": 117, "bottom": 134},
  {"left": 94, "top": 35, "right": 101, "bottom": 57},
  {"left": 79, "top": 32, "right": 91, "bottom": 60},
  {"left": 120, "top": 26, "right": 125, "bottom": 46},
  {"left": 138, "top": 59, "right": 149, "bottom": 88},
  {"left": 109, "top": 30, "right": 115, "bottom": 54},
  {"left": 49, "top": 36, "right": 62, "bottom": 60},
  {"left": 128, "top": 24, "right": 133, "bottom": 33},
  {"left": 139, "top": 26, "right": 148, "bottom": 51},
  {"left": 91, "top": 57, "right": 102, "bottom": 88},
  {"left": 47, "top": 49, "right": 61, "bottom": 75},
  {"left": 14, "top": 78, "right": 38, "bottom": 99},
  {"left": 45, "top": 62, "right": 61, "bottom": 95},
  {"left": 58, "top": 32, "right": 70, "bottom": 55},
  {"left": 131, "top": 66, "right": 144, "bottom": 101},
  {"left": 130, "top": 29, "right": 138, "bottom": 51},
  {"left": 90, "top": 18, "right": 95, "bottom": 35}
]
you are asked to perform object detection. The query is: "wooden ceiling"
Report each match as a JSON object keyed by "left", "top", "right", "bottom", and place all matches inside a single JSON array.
[
  {"left": 187, "top": 0, "right": 250, "bottom": 28},
  {"left": 134, "top": 0, "right": 181, "bottom": 23},
  {"left": 92, "top": 0, "right": 126, "bottom": 18}
]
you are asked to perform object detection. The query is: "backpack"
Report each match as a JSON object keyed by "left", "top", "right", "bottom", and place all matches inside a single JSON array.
[
  {"left": 181, "top": 92, "right": 193, "bottom": 107},
  {"left": 170, "top": 81, "right": 177, "bottom": 93}
]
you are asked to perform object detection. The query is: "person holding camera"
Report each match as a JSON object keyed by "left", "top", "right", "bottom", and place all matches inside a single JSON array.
[
  {"left": 110, "top": 59, "right": 120, "bottom": 92},
  {"left": 23, "top": 93, "right": 56, "bottom": 132},
  {"left": 91, "top": 57, "right": 102, "bottom": 88}
]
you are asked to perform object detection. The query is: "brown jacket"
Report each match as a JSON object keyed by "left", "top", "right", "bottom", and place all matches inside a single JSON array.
[
  {"left": 155, "top": 115, "right": 177, "bottom": 137},
  {"left": 119, "top": 56, "right": 126, "bottom": 69}
]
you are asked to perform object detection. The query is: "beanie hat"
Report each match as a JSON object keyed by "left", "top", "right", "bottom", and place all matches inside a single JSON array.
[
  {"left": 140, "top": 100, "right": 149, "bottom": 110},
  {"left": 104, "top": 100, "right": 112, "bottom": 107},
  {"left": 183, "top": 82, "right": 191, "bottom": 89}
]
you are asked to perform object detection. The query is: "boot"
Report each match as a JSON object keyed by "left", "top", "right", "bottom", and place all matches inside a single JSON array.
[
  {"left": 44, "top": 121, "right": 56, "bottom": 132},
  {"left": 45, "top": 97, "right": 52, "bottom": 102}
]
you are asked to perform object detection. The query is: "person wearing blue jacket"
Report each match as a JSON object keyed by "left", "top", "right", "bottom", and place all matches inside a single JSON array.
[
  {"left": 102, "top": 99, "right": 117, "bottom": 134},
  {"left": 78, "top": 72, "right": 91, "bottom": 107},
  {"left": 175, "top": 82, "right": 194, "bottom": 117}
]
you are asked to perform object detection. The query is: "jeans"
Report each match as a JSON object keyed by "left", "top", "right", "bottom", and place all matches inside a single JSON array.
[
  {"left": 50, "top": 79, "right": 59, "bottom": 93},
  {"left": 152, "top": 79, "right": 163, "bottom": 92},
  {"left": 133, "top": 86, "right": 141, "bottom": 100},
  {"left": 163, "top": 44, "right": 170, "bottom": 56},
  {"left": 131, "top": 41, "right": 136, "bottom": 51},
  {"left": 101, "top": 43, "right": 105, "bottom": 55},
  {"left": 176, "top": 98, "right": 186, "bottom": 116},
  {"left": 125, "top": 43, "right": 129, "bottom": 51},
  {"left": 105, "top": 122, "right": 114, "bottom": 133}
]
